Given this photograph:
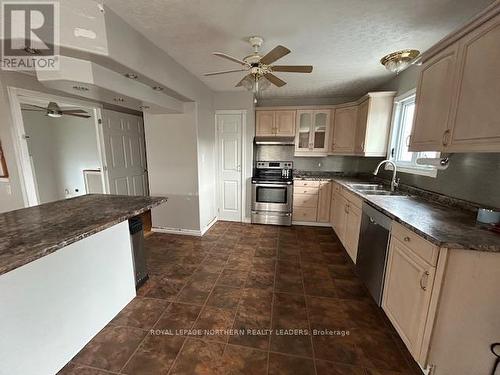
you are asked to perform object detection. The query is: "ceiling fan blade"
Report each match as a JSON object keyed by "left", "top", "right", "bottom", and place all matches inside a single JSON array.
[
  {"left": 204, "top": 68, "right": 247, "bottom": 76},
  {"left": 60, "top": 109, "right": 88, "bottom": 114},
  {"left": 65, "top": 113, "right": 91, "bottom": 118},
  {"left": 236, "top": 74, "right": 254, "bottom": 87},
  {"left": 260, "top": 45, "right": 290, "bottom": 65},
  {"left": 264, "top": 73, "right": 287, "bottom": 87},
  {"left": 20, "top": 108, "right": 45, "bottom": 112},
  {"left": 21, "top": 104, "right": 47, "bottom": 110},
  {"left": 213, "top": 52, "right": 248, "bottom": 66},
  {"left": 271, "top": 65, "right": 313, "bottom": 73}
]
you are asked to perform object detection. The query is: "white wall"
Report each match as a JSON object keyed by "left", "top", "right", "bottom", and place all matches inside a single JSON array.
[
  {"left": 0, "top": 8, "right": 219, "bottom": 232},
  {"left": 144, "top": 104, "right": 201, "bottom": 231},
  {"left": 0, "top": 221, "right": 135, "bottom": 375},
  {"left": 22, "top": 110, "right": 100, "bottom": 203},
  {"left": 214, "top": 92, "right": 255, "bottom": 221},
  {"left": 21, "top": 112, "right": 59, "bottom": 203}
]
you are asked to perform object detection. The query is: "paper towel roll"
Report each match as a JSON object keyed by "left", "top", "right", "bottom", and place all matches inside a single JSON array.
[{"left": 416, "top": 158, "right": 449, "bottom": 170}]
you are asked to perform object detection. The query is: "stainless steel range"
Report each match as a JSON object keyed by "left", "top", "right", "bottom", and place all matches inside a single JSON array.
[{"left": 251, "top": 161, "right": 293, "bottom": 226}]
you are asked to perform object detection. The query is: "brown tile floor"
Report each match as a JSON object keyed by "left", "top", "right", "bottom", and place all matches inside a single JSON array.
[{"left": 59, "top": 222, "right": 423, "bottom": 375}]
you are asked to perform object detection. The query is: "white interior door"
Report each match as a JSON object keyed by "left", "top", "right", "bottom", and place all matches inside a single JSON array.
[
  {"left": 100, "top": 110, "right": 148, "bottom": 196},
  {"left": 217, "top": 113, "right": 242, "bottom": 222}
]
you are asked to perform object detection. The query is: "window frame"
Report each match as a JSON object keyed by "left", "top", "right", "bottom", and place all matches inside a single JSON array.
[{"left": 387, "top": 89, "right": 438, "bottom": 178}]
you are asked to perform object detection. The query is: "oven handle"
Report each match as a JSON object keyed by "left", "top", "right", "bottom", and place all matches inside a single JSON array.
[{"left": 252, "top": 183, "right": 292, "bottom": 188}]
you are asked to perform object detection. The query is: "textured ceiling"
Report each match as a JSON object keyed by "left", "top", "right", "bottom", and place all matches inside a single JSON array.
[{"left": 105, "top": 0, "right": 493, "bottom": 99}]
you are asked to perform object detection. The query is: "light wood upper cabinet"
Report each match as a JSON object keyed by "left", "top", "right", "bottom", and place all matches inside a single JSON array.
[
  {"left": 410, "top": 46, "right": 458, "bottom": 152},
  {"left": 410, "top": 11, "right": 500, "bottom": 153},
  {"left": 295, "top": 110, "right": 331, "bottom": 155},
  {"left": 331, "top": 105, "right": 358, "bottom": 154},
  {"left": 256, "top": 111, "right": 275, "bottom": 136},
  {"left": 317, "top": 181, "right": 332, "bottom": 223},
  {"left": 448, "top": 16, "right": 500, "bottom": 151},
  {"left": 355, "top": 93, "right": 396, "bottom": 156},
  {"left": 275, "top": 110, "right": 296, "bottom": 136},
  {"left": 354, "top": 100, "right": 369, "bottom": 154},
  {"left": 256, "top": 110, "right": 296, "bottom": 137},
  {"left": 383, "top": 236, "right": 436, "bottom": 362}
]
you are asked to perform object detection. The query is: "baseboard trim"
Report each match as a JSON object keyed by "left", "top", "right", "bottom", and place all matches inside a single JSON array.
[
  {"left": 152, "top": 227, "right": 202, "bottom": 237},
  {"left": 200, "top": 217, "right": 218, "bottom": 236},
  {"left": 292, "top": 221, "right": 332, "bottom": 227}
]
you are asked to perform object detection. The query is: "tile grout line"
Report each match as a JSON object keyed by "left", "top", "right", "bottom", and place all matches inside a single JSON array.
[
  {"left": 118, "top": 299, "right": 173, "bottom": 374},
  {"left": 266, "top": 228, "right": 280, "bottom": 375},
  {"left": 167, "top": 224, "right": 235, "bottom": 370},
  {"left": 165, "top": 224, "right": 230, "bottom": 375},
  {"left": 298, "top": 235, "right": 319, "bottom": 375}
]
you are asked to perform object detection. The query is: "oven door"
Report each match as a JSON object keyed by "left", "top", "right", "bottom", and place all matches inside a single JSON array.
[{"left": 251, "top": 182, "right": 292, "bottom": 212}]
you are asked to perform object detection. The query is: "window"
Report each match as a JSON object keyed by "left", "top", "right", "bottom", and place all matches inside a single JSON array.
[{"left": 388, "top": 89, "right": 439, "bottom": 177}]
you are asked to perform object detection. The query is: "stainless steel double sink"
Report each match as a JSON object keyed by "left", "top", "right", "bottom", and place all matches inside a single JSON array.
[{"left": 348, "top": 183, "right": 407, "bottom": 196}]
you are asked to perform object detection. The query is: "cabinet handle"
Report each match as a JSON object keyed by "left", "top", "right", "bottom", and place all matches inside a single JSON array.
[
  {"left": 420, "top": 271, "right": 430, "bottom": 291},
  {"left": 404, "top": 236, "right": 411, "bottom": 242},
  {"left": 442, "top": 129, "right": 451, "bottom": 146},
  {"left": 345, "top": 204, "right": 349, "bottom": 214}
]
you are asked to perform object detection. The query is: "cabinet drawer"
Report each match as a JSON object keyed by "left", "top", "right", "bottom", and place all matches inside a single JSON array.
[
  {"left": 341, "top": 188, "right": 363, "bottom": 209},
  {"left": 391, "top": 222, "right": 439, "bottom": 266},
  {"left": 293, "top": 194, "right": 318, "bottom": 208},
  {"left": 294, "top": 186, "right": 319, "bottom": 195},
  {"left": 294, "top": 180, "right": 320, "bottom": 188},
  {"left": 293, "top": 207, "right": 317, "bottom": 222}
]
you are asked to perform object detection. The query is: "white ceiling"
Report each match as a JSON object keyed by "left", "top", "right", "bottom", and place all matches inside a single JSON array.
[{"left": 105, "top": 0, "right": 493, "bottom": 99}]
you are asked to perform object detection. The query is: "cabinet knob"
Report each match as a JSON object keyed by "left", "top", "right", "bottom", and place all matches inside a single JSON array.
[{"left": 404, "top": 236, "right": 411, "bottom": 242}]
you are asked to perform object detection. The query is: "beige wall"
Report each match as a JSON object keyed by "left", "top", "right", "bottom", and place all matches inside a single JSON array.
[
  {"left": 22, "top": 110, "right": 100, "bottom": 203},
  {"left": 144, "top": 104, "right": 201, "bottom": 231}
]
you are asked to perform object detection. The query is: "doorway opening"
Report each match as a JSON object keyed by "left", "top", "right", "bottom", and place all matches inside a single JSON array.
[
  {"left": 8, "top": 88, "right": 149, "bottom": 207},
  {"left": 21, "top": 98, "right": 102, "bottom": 204}
]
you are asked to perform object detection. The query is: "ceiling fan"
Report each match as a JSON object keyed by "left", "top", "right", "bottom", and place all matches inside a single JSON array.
[
  {"left": 21, "top": 102, "right": 91, "bottom": 118},
  {"left": 203, "top": 36, "right": 313, "bottom": 91}
]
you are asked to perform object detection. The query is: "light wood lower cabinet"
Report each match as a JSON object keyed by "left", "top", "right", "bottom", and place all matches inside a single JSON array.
[
  {"left": 317, "top": 181, "right": 332, "bottom": 223},
  {"left": 344, "top": 203, "right": 362, "bottom": 263},
  {"left": 383, "top": 237, "right": 436, "bottom": 361},
  {"left": 293, "top": 180, "right": 331, "bottom": 223},
  {"left": 330, "top": 183, "right": 362, "bottom": 263}
]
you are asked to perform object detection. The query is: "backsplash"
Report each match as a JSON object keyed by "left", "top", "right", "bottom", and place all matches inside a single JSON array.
[
  {"left": 254, "top": 145, "right": 383, "bottom": 174},
  {"left": 253, "top": 145, "right": 500, "bottom": 209},
  {"left": 376, "top": 153, "right": 500, "bottom": 209}
]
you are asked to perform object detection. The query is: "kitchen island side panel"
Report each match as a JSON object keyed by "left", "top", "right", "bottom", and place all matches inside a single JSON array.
[{"left": 0, "top": 220, "right": 135, "bottom": 375}]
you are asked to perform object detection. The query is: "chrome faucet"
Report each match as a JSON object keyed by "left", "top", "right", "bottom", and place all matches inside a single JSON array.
[{"left": 374, "top": 160, "right": 399, "bottom": 192}]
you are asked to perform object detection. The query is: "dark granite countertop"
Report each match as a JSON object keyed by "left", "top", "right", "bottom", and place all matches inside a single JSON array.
[
  {"left": 295, "top": 174, "right": 500, "bottom": 252},
  {"left": 0, "top": 194, "right": 167, "bottom": 275}
]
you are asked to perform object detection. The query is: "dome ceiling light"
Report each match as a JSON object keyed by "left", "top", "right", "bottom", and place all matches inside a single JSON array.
[{"left": 380, "top": 49, "right": 420, "bottom": 74}]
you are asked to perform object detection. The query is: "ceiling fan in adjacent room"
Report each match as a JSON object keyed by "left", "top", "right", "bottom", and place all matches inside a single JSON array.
[
  {"left": 203, "top": 36, "right": 313, "bottom": 96},
  {"left": 20, "top": 102, "right": 92, "bottom": 118}
]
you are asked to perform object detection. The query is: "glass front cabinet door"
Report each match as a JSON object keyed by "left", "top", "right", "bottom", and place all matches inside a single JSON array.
[
  {"left": 295, "top": 110, "right": 331, "bottom": 154},
  {"left": 296, "top": 111, "right": 313, "bottom": 151}
]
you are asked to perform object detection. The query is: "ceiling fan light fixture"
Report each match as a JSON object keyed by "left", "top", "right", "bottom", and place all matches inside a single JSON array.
[
  {"left": 381, "top": 49, "right": 420, "bottom": 74},
  {"left": 47, "top": 110, "right": 62, "bottom": 118},
  {"left": 258, "top": 76, "right": 271, "bottom": 91}
]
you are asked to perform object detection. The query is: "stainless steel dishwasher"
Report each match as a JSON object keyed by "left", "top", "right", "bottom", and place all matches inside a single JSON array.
[{"left": 356, "top": 202, "right": 392, "bottom": 306}]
